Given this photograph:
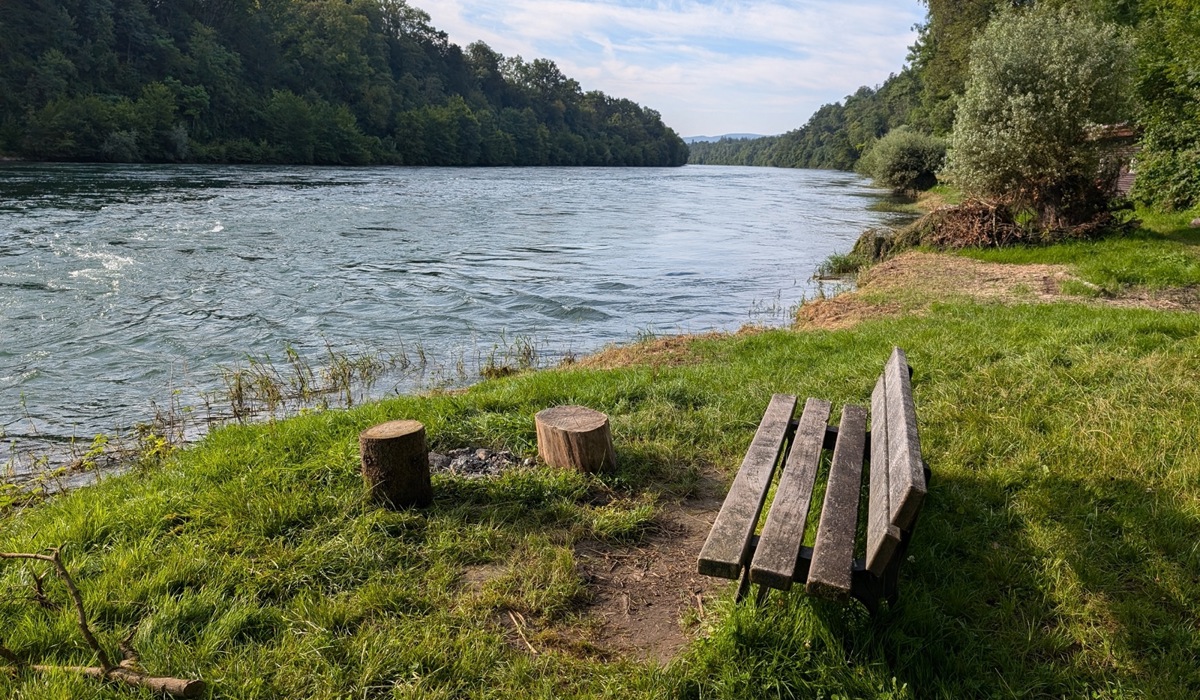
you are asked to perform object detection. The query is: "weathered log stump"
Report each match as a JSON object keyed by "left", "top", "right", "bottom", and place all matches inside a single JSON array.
[
  {"left": 360, "top": 420, "right": 432, "bottom": 507},
  {"left": 534, "top": 405, "right": 616, "bottom": 473}
]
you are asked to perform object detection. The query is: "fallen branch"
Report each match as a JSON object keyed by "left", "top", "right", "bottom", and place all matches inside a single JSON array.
[
  {"left": 0, "top": 643, "right": 21, "bottom": 667},
  {"left": 0, "top": 547, "right": 206, "bottom": 697},
  {"left": 29, "top": 665, "right": 206, "bottom": 697},
  {"left": 29, "top": 571, "right": 57, "bottom": 611},
  {"left": 1, "top": 548, "right": 112, "bottom": 671}
]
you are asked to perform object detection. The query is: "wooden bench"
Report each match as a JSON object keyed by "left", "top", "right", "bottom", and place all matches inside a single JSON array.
[{"left": 697, "top": 347, "right": 930, "bottom": 613}]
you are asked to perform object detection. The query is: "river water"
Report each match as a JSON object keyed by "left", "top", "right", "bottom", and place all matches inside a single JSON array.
[{"left": 1, "top": 164, "right": 901, "bottom": 464}]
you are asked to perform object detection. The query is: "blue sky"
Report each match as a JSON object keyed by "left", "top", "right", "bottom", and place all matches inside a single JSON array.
[{"left": 415, "top": 0, "right": 927, "bottom": 137}]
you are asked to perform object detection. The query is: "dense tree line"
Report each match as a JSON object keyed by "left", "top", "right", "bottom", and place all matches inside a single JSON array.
[
  {"left": 0, "top": 0, "right": 688, "bottom": 166},
  {"left": 688, "top": 74, "right": 918, "bottom": 171},
  {"left": 690, "top": 0, "right": 1200, "bottom": 211}
]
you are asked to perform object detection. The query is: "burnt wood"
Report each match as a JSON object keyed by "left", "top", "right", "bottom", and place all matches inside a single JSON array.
[
  {"left": 697, "top": 347, "right": 929, "bottom": 613},
  {"left": 805, "top": 405, "right": 868, "bottom": 601},
  {"left": 697, "top": 394, "right": 797, "bottom": 579},
  {"left": 749, "top": 398, "right": 831, "bottom": 590}
]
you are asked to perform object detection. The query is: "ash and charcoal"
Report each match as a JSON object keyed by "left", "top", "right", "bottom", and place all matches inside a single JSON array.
[{"left": 428, "top": 448, "right": 534, "bottom": 478}]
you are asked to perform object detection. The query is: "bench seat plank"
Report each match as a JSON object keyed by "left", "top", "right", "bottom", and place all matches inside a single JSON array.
[
  {"left": 884, "top": 348, "right": 926, "bottom": 530},
  {"left": 806, "top": 404, "right": 868, "bottom": 601},
  {"left": 749, "top": 398, "right": 832, "bottom": 590},
  {"left": 698, "top": 394, "right": 797, "bottom": 579},
  {"left": 866, "top": 374, "right": 901, "bottom": 575}
]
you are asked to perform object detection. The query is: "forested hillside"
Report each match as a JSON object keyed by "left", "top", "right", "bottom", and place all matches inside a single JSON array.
[
  {"left": 689, "top": 0, "right": 1200, "bottom": 211},
  {"left": 0, "top": 0, "right": 688, "bottom": 166}
]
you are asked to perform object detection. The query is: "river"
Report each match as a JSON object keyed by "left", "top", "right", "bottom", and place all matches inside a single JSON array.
[{"left": 1, "top": 164, "right": 903, "bottom": 467}]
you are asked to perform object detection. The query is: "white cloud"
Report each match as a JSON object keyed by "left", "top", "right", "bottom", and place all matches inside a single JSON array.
[{"left": 415, "top": 0, "right": 925, "bottom": 136}]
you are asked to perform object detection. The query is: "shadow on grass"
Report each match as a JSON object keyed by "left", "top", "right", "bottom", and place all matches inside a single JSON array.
[
  {"left": 686, "top": 470, "right": 1200, "bottom": 698},
  {"left": 887, "top": 469, "right": 1200, "bottom": 696}
]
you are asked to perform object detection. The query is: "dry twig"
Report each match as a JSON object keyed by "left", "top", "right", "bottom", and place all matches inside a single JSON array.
[
  {"left": 0, "top": 547, "right": 206, "bottom": 697},
  {"left": 29, "top": 571, "right": 57, "bottom": 611},
  {"left": 506, "top": 610, "right": 538, "bottom": 655}
]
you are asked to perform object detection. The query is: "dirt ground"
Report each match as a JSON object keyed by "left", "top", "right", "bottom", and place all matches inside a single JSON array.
[
  {"left": 573, "top": 498, "right": 724, "bottom": 663},
  {"left": 796, "top": 252, "right": 1200, "bottom": 331}
]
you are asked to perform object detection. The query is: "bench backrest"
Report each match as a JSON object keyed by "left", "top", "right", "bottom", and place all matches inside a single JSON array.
[{"left": 865, "top": 347, "right": 927, "bottom": 575}]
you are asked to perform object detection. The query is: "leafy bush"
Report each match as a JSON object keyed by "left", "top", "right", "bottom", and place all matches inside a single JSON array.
[
  {"left": 1132, "top": 0, "right": 1200, "bottom": 211},
  {"left": 858, "top": 127, "right": 947, "bottom": 193},
  {"left": 944, "top": 5, "right": 1135, "bottom": 228},
  {"left": 1133, "top": 145, "right": 1200, "bottom": 212}
]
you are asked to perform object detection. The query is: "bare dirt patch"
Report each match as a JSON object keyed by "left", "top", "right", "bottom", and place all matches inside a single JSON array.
[
  {"left": 460, "top": 563, "right": 507, "bottom": 594},
  {"left": 793, "top": 252, "right": 1199, "bottom": 332},
  {"left": 576, "top": 327, "right": 769, "bottom": 371},
  {"left": 795, "top": 296, "right": 907, "bottom": 331},
  {"left": 860, "top": 252, "right": 1076, "bottom": 302},
  {"left": 1098, "top": 284, "right": 1200, "bottom": 312},
  {"left": 574, "top": 499, "right": 724, "bottom": 664},
  {"left": 574, "top": 333, "right": 720, "bottom": 370}
]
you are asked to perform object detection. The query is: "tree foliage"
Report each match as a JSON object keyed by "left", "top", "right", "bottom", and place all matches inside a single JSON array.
[
  {"left": 1131, "top": 0, "right": 1200, "bottom": 210},
  {"left": 856, "top": 127, "right": 947, "bottom": 193},
  {"left": 687, "top": 71, "right": 920, "bottom": 171},
  {"left": 943, "top": 5, "right": 1134, "bottom": 225},
  {"left": 0, "top": 0, "right": 687, "bottom": 166}
]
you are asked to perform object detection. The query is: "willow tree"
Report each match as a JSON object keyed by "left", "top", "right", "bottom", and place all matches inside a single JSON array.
[{"left": 944, "top": 5, "right": 1134, "bottom": 228}]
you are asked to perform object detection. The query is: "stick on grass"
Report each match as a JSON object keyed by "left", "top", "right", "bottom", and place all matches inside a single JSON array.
[{"left": 0, "top": 547, "right": 206, "bottom": 697}]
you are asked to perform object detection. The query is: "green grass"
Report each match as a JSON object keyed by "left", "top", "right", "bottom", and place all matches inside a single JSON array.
[
  {"left": 816, "top": 251, "right": 869, "bottom": 277},
  {"left": 3, "top": 299, "right": 1200, "bottom": 698},
  {"left": 956, "top": 207, "right": 1200, "bottom": 294},
  {"left": 868, "top": 197, "right": 922, "bottom": 215}
]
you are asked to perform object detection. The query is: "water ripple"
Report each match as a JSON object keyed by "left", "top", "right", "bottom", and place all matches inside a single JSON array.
[{"left": 0, "top": 163, "right": 904, "bottom": 444}]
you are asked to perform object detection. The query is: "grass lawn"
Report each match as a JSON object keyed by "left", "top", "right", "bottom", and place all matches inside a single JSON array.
[
  {"left": 955, "top": 208, "right": 1200, "bottom": 294},
  {"left": 2, "top": 293, "right": 1200, "bottom": 698},
  {"left": 7, "top": 297, "right": 1200, "bottom": 700}
]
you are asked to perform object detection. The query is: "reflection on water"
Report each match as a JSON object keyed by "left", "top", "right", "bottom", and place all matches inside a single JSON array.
[{"left": 0, "top": 163, "right": 904, "bottom": 456}]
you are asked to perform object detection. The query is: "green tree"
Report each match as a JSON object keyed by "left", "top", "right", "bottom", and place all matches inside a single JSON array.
[
  {"left": 858, "top": 127, "right": 947, "bottom": 193},
  {"left": 1131, "top": 0, "right": 1200, "bottom": 210},
  {"left": 264, "top": 89, "right": 316, "bottom": 162},
  {"left": 0, "top": 0, "right": 686, "bottom": 165},
  {"left": 944, "top": 5, "right": 1135, "bottom": 226},
  {"left": 21, "top": 95, "right": 115, "bottom": 160},
  {"left": 24, "top": 49, "right": 77, "bottom": 109}
]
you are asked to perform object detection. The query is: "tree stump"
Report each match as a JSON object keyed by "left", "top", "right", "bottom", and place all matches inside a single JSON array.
[
  {"left": 534, "top": 405, "right": 616, "bottom": 474},
  {"left": 360, "top": 420, "right": 432, "bottom": 507}
]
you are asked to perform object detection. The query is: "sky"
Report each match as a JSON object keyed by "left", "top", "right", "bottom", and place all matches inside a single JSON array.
[{"left": 414, "top": 0, "right": 927, "bottom": 138}]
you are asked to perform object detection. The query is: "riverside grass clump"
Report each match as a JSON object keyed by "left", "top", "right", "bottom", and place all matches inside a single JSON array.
[{"left": 3, "top": 299, "right": 1200, "bottom": 696}]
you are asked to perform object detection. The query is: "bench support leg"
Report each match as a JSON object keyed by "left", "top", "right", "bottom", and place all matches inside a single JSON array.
[{"left": 735, "top": 566, "right": 753, "bottom": 603}]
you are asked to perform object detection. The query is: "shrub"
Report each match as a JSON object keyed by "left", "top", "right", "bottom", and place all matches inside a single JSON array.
[
  {"left": 1132, "top": 0, "right": 1200, "bottom": 211},
  {"left": 858, "top": 127, "right": 947, "bottom": 193},
  {"left": 1132, "top": 140, "right": 1200, "bottom": 212},
  {"left": 943, "top": 5, "right": 1135, "bottom": 228}
]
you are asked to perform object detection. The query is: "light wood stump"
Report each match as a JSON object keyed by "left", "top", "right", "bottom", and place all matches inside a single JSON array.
[
  {"left": 535, "top": 405, "right": 616, "bottom": 474},
  {"left": 360, "top": 420, "right": 432, "bottom": 507}
]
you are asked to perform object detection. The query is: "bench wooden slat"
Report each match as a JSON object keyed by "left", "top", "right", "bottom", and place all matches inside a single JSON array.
[
  {"left": 884, "top": 348, "right": 926, "bottom": 530},
  {"left": 749, "top": 398, "right": 832, "bottom": 590},
  {"left": 697, "top": 394, "right": 797, "bottom": 579},
  {"left": 866, "top": 374, "right": 902, "bottom": 575},
  {"left": 806, "top": 404, "right": 868, "bottom": 600}
]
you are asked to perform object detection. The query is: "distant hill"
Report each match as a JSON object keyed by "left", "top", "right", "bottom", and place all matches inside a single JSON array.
[
  {"left": 683, "top": 134, "right": 767, "bottom": 144},
  {"left": 0, "top": 0, "right": 687, "bottom": 166}
]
